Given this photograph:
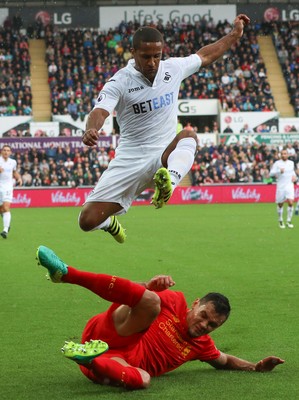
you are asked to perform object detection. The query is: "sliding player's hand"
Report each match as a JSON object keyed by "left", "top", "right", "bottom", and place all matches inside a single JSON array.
[
  {"left": 146, "top": 275, "right": 175, "bottom": 292},
  {"left": 255, "top": 356, "right": 285, "bottom": 372}
]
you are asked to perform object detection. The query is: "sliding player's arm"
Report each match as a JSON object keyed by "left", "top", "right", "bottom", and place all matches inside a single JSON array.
[{"left": 207, "top": 351, "right": 284, "bottom": 372}]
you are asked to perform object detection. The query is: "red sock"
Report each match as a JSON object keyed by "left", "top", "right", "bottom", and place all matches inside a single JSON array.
[
  {"left": 63, "top": 267, "right": 146, "bottom": 307},
  {"left": 91, "top": 357, "right": 144, "bottom": 389}
]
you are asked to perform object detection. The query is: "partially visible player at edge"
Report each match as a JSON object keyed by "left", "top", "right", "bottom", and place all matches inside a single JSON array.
[
  {"left": 0, "top": 145, "right": 22, "bottom": 239},
  {"left": 36, "top": 245, "right": 284, "bottom": 390},
  {"left": 270, "top": 148, "right": 297, "bottom": 229},
  {"left": 79, "top": 14, "right": 250, "bottom": 243}
]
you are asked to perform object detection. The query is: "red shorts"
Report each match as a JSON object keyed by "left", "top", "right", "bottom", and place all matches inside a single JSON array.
[{"left": 80, "top": 303, "right": 143, "bottom": 382}]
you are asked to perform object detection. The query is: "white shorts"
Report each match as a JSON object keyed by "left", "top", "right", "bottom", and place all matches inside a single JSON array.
[
  {"left": 0, "top": 187, "right": 13, "bottom": 204},
  {"left": 85, "top": 146, "right": 164, "bottom": 214},
  {"left": 276, "top": 186, "right": 294, "bottom": 204}
]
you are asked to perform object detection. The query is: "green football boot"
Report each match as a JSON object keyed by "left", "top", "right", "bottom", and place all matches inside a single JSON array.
[
  {"left": 61, "top": 340, "right": 109, "bottom": 364},
  {"left": 105, "top": 215, "right": 126, "bottom": 243},
  {"left": 36, "top": 245, "right": 68, "bottom": 283},
  {"left": 151, "top": 167, "right": 173, "bottom": 209}
]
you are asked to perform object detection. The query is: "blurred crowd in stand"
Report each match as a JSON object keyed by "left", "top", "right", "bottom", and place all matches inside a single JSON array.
[
  {"left": 191, "top": 141, "right": 299, "bottom": 185},
  {"left": 0, "top": 14, "right": 298, "bottom": 123},
  {"left": 272, "top": 21, "right": 299, "bottom": 117},
  {"left": 13, "top": 144, "right": 115, "bottom": 187},
  {"left": 43, "top": 18, "right": 278, "bottom": 119},
  {"left": 10, "top": 141, "right": 299, "bottom": 188},
  {"left": 0, "top": 16, "right": 32, "bottom": 117}
]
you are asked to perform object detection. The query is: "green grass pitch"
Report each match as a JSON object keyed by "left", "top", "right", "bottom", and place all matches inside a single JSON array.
[{"left": 1, "top": 204, "right": 298, "bottom": 400}]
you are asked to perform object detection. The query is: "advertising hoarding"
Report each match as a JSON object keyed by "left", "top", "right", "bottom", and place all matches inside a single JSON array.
[
  {"left": 221, "top": 112, "right": 279, "bottom": 134},
  {"left": 12, "top": 184, "right": 299, "bottom": 208},
  {"left": 219, "top": 134, "right": 299, "bottom": 146},
  {"left": 99, "top": 5, "right": 236, "bottom": 31},
  {"left": 0, "top": 136, "right": 115, "bottom": 153},
  {"left": 237, "top": 4, "right": 299, "bottom": 23},
  {"left": 8, "top": 7, "right": 99, "bottom": 28}
]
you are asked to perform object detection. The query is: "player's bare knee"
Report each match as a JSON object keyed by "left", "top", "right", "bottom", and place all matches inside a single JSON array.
[
  {"left": 177, "top": 129, "right": 198, "bottom": 143},
  {"left": 78, "top": 210, "right": 94, "bottom": 231}
]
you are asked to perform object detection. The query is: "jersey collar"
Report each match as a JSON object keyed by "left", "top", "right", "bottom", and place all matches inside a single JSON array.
[{"left": 127, "top": 59, "right": 161, "bottom": 87}]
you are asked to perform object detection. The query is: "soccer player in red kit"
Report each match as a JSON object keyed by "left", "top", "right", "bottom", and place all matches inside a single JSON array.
[{"left": 37, "top": 246, "right": 284, "bottom": 390}]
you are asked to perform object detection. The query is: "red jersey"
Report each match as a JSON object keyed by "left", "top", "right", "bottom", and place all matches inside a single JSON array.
[
  {"left": 82, "top": 290, "right": 220, "bottom": 377},
  {"left": 126, "top": 290, "right": 220, "bottom": 376}
]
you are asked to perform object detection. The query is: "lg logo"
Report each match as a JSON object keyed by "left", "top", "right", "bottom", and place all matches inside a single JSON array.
[
  {"left": 264, "top": 7, "right": 299, "bottom": 22},
  {"left": 53, "top": 13, "right": 72, "bottom": 25}
]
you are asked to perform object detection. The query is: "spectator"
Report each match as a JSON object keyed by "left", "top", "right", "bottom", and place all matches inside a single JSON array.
[
  {"left": 212, "top": 121, "right": 220, "bottom": 133},
  {"left": 67, "top": 98, "right": 78, "bottom": 120},
  {"left": 97, "top": 147, "right": 109, "bottom": 172},
  {"left": 22, "top": 168, "right": 33, "bottom": 186},
  {"left": 223, "top": 125, "right": 233, "bottom": 133},
  {"left": 240, "top": 123, "right": 253, "bottom": 133}
]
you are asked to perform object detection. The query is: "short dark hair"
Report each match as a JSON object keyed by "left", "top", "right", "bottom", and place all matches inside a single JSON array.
[
  {"left": 1, "top": 145, "right": 12, "bottom": 151},
  {"left": 132, "top": 27, "right": 164, "bottom": 50},
  {"left": 200, "top": 292, "right": 231, "bottom": 319}
]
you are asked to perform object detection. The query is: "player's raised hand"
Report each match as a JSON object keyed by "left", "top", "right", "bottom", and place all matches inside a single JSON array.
[
  {"left": 82, "top": 128, "right": 100, "bottom": 146},
  {"left": 232, "top": 14, "right": 250, "bottom": 38},
  {"left": 146, "top": 275, "right": 175, "bottom": 292},
  {"left": 255, "top": 356, "right": 285, "bottom": 372}
]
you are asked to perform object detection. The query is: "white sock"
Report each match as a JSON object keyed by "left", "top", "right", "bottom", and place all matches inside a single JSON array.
[
  {"left": 3, "top": 211, "right": 11, "bottom": 232},
  {"left": 93, "top": 217, "right": 111, "bottom": 231},
  {"left": 78, "top": 212, "right": 111, "bottom": 231},
  {"left": 167, "top": 137, "right": 197, "bottom": 191},
  {"left": 277, "top": 206, "right": 283, "bottom": 222},
  {"left": 287, "top": 206, "right": 293, "bottom": 223}
]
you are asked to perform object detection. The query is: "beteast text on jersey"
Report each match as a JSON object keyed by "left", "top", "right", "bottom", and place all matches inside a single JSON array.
[{"left": 132, "top": 92, "right": 174, "bottom": 114}]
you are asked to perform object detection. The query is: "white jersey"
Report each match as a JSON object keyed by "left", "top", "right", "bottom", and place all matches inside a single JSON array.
[
  {"left": 270, "top": 159, "right": 296, "bottom": 189},
  {"left": 94, "top": 54, "right": 202, "bottom": 150},
  {"left": 0, "top": 156, "right": 16, "bottom": 189}
]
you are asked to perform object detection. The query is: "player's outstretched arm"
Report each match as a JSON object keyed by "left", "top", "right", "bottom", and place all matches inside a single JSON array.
[
  {"left": 207, "top": 352, "right": 284, "bottom": 372},
  {"left": 83, "top": 108, "right": 110, "bottom": 146},
  {"left": 197, "top": 14, "right": 250, "bottom": 67}
]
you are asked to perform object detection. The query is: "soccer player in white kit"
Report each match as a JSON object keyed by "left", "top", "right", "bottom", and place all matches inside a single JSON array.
[
  {"left": 0, "top": 145, "right": 22, "bottom": 239},
  {"left": 79, "top": 14, "right": 250, "bottom": 243},
  {"left": 270, "top": 149, "right": 297, "bottom": 229}
]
